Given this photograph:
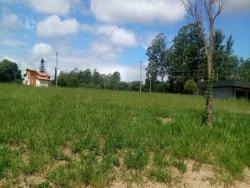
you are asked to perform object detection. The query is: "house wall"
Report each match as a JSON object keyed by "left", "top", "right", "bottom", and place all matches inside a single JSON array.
[
  {"left": 233, "top": 88, "right": 250, "bottom": 99},
  {"left": 36, "top": 80, "right": 49, "bottom": 87},
  {"left": 214, "top": 87, "right": 250, "bottom": 100},
  {"left": 28, "top": 71, "right": 37, "bottom": 86},
  {"left": 214, "top": 87, "right": 234, "bottom": 99}
]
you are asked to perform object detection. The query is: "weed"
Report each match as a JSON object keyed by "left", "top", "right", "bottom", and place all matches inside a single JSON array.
[
  {"left": 124, "top": 148, "right": 148, "bottom": 170},
  {"left": 148, "top": 168, "right": 172, "bottom": 185},
  {"left": 171, "top": 159, "right": 187, "bottom": 174},
  {"left": 36, "top": 181, "right": 51, "bottom": 188}
]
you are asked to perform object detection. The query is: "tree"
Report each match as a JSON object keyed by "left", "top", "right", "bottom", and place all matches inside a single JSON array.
[
  {"left": 110, "top": 72, "right": 121, "bottom": 89},
  {"left": 146, "top": 33, "right": 167, "bottom": 91},
  {"left": 239, "top": 58, "right": 250, "bottom": 81},
  {"left": 170, "top": 23, "right": 207, "bottom": 85},
  {"left": 182, "top": 0, "right": 228, "bottom": 127},
  {"left": 67, "top": 71, "right": 79, "bottom": 87},
  {"left": 57, "top": 72, "right": 68, "bottom": 86},
  {"left": 184, "top": 80, "right": 198, "bottom": 94},
  {"left": 92, "top": 69, "right": 103, "bottom": 87},
  {"left": 40, "top": 58, "right": 46, "bottom": 73},
  {"left": 213, "top": 30, "right": 236, "bottom": 81},
  {"left": 78, "top": 69, "right": 92, "bottom": 86},
  {"left": 0, "top": 59, "right": 21, "bottom": 82}
]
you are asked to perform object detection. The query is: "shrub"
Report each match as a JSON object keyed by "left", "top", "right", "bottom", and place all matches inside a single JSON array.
[{"left": 184, "top": 80, "right": 198, "bottom": 94}]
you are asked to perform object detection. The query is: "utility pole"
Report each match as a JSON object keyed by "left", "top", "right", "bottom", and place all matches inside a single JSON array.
[
  {"left": 55, "top": 52, "right": 58, "bottom": 87},
  {"left": 140, "top": 61, "right": 142, "bottom": 93}
]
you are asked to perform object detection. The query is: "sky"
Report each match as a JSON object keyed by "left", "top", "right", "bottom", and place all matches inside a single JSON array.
[{"left": 0, "top": 0, "right": 250, "bottom": 81}]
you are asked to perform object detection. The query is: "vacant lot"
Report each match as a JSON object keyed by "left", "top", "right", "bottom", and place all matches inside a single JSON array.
[{"left": 0, "top": 84, "right": 250, "bottom": 187}]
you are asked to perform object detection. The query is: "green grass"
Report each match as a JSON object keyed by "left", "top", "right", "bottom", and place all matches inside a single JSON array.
[{"left": 0, "top": 84, "right": 250, "bottom": 186}]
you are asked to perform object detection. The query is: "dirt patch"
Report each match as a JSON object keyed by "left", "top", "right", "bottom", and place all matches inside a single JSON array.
[
  {"left": 160, "top": 117, "right": 173, "bottom": 125},
  {"left": 111, "top": 181, "right": 167, "bottom": 188},
  {"left": 234, "top": 169, "right": 250, "bottom": 188},
  {"left": 111, "top": 160, "right": 250, "bottom": 188},
  {"left": 174, "top": 160, "right": 220, "bottom": 188},
  {"left": 63, "top": 148, "right": 79, "bottom": 160},
  {"left": 18, "top": 174, "right": 47, "bottom": 187}
]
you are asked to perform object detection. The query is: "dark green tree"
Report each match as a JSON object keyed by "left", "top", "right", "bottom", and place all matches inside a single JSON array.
[
  {"left": 110, "top": 72, "right": 121, "bottom": 89},
  {"left": 92, "top": 69, "right": 103, "bottom": 87},
  {"left": 239, "top": 58, "right": 250, "bottom": 81},
  {"left": 78, "top": 69, "right": 92, "bottom": 86},
  {"left": 213, "top": 30, "right": 236, "bottom": 81},
  {"left": 67, "top": 71, "right": 79, "bottom": 87},
  {"left": 40, "top": 58, "right": 46, "bottom": 73},
  {"left": 57, "top": 72, "right": 68, "bottom": 86},
  {"left": 0, "top": 59, "right": 21, "bottom": 82},
  {"left": 170, "top": 22, "right": 206, "bottom": 92}
]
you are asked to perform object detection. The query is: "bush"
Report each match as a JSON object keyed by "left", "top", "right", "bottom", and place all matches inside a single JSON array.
[{"left": 184, "top": 80, "right": 197, "bottom": 94}]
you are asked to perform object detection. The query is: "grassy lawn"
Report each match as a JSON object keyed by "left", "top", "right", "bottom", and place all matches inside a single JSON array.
[{"left": 0, "top": 84, "right": 250, "bottom": 187}]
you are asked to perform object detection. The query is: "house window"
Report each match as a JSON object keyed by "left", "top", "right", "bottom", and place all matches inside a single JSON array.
[{"left": 236, "top": 90, "right": 245, "bottom": 99}]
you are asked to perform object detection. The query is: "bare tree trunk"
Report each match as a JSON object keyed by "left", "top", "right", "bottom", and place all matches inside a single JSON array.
[{"left": 206, "top": 5, "right": 214, "bottom": 127}]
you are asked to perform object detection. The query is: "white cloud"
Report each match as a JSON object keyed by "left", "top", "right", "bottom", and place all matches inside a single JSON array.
[
  {"left": 0, "top": 13, "right": 20, "bottom": 30},
  {"left": 0, "top": 39, "right": 26, "bottom": 47},
  {"left": 90, "top": 42, "right": 121, "bottom": 61},
  {"left": 96, "top": 25, "right": 138, "bottom": 47},
  {"left": 90, "top": 0, "right": 186, "bottom": 24},
  {"left": 36, "top": 15, "right": 80, "bottom": 37},
  {"left": 31, "top": 43, "right": 54, "bottom": 58},
  {"left": 29, "top": 0, "right": 70, "bottom": 15},
  {"left": 80, "top": 24, "right": 138, "bottom": 48}
]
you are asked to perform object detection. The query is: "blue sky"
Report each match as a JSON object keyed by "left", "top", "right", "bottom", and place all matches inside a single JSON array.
[{"left": 0, "top": 0, "right": 250, "bottom": 81}]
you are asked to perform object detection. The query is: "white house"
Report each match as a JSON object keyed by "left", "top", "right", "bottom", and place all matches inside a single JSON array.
[{"left": 23, "top": 69, "right": 50, "bottom": 87}]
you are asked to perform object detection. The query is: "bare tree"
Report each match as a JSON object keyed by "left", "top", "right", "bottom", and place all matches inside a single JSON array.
[{"left": 181, "top": 0, "right": 228, "bottom": 127}]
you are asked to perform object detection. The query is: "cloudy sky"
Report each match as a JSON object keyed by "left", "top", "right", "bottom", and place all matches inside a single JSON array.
[{"left": 0, "top": 0, "right": 250, "bottom": 81}]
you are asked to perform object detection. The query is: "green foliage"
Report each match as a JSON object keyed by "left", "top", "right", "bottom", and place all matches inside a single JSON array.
[
  {"left": 0, "top": 59, "right": 21, "bottom": 82},
  {"left": 57, "top": 69, "right": 121, "bottom": 90},
  {"left": 78, "top": 69, "right": 92, "bottom": 85},
  {"left": 238, "top": 58, "right": 250, "bottom": 81},
  {"left": 146, "top": 33, "right": 168, "bottom": 91},
  {"left": 171, "top": 22, "right": 207, "bottom": 83},
  {"left": 184, "top": 80, "right": 198, "bottom": 94},
  {"left": 213, "top": 30, "right": 239, "bottom": 81}
]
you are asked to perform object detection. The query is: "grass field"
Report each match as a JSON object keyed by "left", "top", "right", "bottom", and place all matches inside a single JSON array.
[{"left": 0, "top": 84, "right": 250, "bottom": 187}]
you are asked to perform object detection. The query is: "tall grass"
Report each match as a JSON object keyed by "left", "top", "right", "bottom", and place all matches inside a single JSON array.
[{"left": 0, "top": 84, "right": 249, "bottom": 186}]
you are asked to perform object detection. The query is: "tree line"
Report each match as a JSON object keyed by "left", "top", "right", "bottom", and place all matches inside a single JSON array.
[
  {"left": 55, "top": 69, "right": 146, "bottom": 92},
  {"left": 0, "top": 22, "right": 250, "bottom": 93},
  {"left": 145, "top": 22, "right": 250, "bottom": 93}
]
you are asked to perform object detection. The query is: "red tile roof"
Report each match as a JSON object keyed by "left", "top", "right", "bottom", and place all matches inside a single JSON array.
[{"left": 26, "top": 69, "right": 50, "bottom": 81}]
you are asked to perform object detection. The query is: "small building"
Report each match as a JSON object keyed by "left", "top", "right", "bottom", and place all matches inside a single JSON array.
[
  {"left": 200, "top": 81, "right": 250, "bottom": 100},
  {"left": 23, "top": 69, "right": 50, "bottom": 87}
]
